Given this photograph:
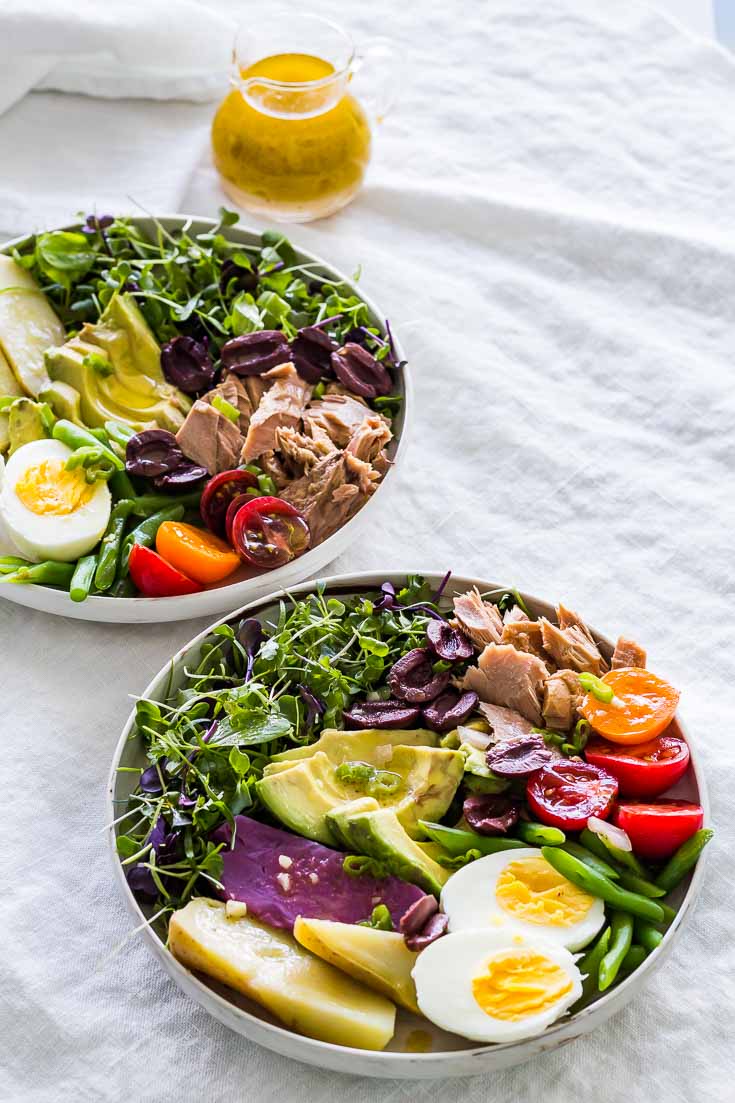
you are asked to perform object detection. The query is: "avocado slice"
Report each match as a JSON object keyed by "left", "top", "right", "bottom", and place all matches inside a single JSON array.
[
  {"left": 45, "top": 294, "right": 191, "bottom": 432},
  {"left": 38, "top": 380, "right": 83, "bottom": 425},
  {"left": 7, "top": 397, "right": 48, "bottom": 454},
  {"left": 258, "top": 743, "right": 464, "bottom": 845},
  {"left": 326, "top": 800, "right": 451, "bottom": 896},
  {"left": 271, "top": 726, "right": 439, "bottom": 765}
]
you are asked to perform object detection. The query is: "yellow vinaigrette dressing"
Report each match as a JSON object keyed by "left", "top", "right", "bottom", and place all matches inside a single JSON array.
[{"left": 212, "top": 53, "right": 371, "bottom": 221}]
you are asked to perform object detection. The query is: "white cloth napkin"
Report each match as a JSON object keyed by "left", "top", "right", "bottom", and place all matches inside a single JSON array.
[
  {"left": 0, "top": 0, "right": 234, "bottom": 239},
  {"left": 2, "top": 1, "right": 735, "bottom": 1101}
]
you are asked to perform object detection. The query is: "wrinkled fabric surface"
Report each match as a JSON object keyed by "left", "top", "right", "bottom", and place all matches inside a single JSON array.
[{"left": 2, "top": 1, "right": 734, "bottom": 1100}]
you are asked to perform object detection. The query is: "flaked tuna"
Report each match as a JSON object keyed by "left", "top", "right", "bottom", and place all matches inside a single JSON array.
[
  {"left": 453, "top": 589, "right": 504, "bottom": 648},
  {"left": 477, "top": 701, "right": 535, "bottom": 743},
  {"left": 281, "top": 451, "right": 376, "bottom": 545},
  {"left": 305, "top": 393, "right": 374, "bottom": 447},
  {"left": 462, "top": 643, "right": 547, "bottom": 725},
  {"left": 241, "top": 363, "right": 312, "bottom": 462},
  {"left": 612, "top": 636, "right": 647, "bottom": 669},
  {"left": 346, "top": 415, "right": 393, "bottom": 464},
  {"left": 540, "top": 613, "right": 606, "bottom": 676},
  {"left": 176, "top": 399, "right": 244, "bottom": 474},
  {"left": 542, "top": 669, "right": 582, "bottom": 731}
]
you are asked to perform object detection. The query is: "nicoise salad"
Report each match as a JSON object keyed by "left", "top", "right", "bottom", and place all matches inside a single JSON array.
[
  {"left": 115, "top": 577, "right": 710, "bottom": 1050},
  {"left": 0, "top": 213, "right": 402, "bottom": 601}
]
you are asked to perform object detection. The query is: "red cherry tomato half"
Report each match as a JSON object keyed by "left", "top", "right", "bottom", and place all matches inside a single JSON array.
[
  {"left": 613, "top": 800, "right": 704, "bottom": 861},
  {"left": 225, "top": 491, "right": 257, "bottom": 545},
  {"left": 230, "top": 496, "right": 310, "bottom": 569},
  {"left": 585, "top": 733, "right": 690, "bottom": 798},
  {"left": 200, "top": 469, "right": 258, "bottom": 537},
  {"left": 128, "top": 543, "right": 203, "bottom": 597},
  {"left": 526, "top": 760, "right": 619, "bottom": 831}
]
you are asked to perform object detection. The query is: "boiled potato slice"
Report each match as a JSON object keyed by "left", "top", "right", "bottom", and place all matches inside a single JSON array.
[
  {"left": 0, "top": 256, "right": 65, "bottom": 397},
  {"left": 294, "top": 916, "right": 420, "bottom": 1014},
  {"left": 169, "top": 899, "right": 396, "bottom": 1050}
]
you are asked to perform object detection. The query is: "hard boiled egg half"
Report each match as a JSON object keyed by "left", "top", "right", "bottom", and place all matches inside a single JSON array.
[
  {"left": 440, "top": 847, "right": 605, "bottom": 952},
  {"left": 412, "top": 929, "right": 582, "bottom": 1043},
  {"left": 0, "top": 439, "right": 111, "bottom": 561}
]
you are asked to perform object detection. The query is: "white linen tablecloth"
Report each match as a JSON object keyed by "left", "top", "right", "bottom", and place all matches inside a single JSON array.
[{"left": 2, "top": 2, "right": 734, "bottom": 1100}]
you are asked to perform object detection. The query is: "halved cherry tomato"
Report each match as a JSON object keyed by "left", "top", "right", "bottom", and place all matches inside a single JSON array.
[
  {"left": 613, "top": 800, "right": 704, "bottom": 861},
  {"left": 526, "top": 760, "right": 618, "bottom": 831},
  {"left": 230, "top": 496, "right": 310, "bottom": 569},
  {"left": 200, "top": 469, "right": 258, "bottom": 537},
  {"left": 585, "top": 733, "right": 690, "bottom": 797},
  {"left": 225, "top": 491, "right": 257, "bottom": 544},
  {"left": 579, "top": 668, "right": 680, "bottom": 744},
  {"left": 156, "top": 521, "right": 240, "bottom": 585},
  {"left": 128, "top": 543, "right": 203, "bottom": 597}
]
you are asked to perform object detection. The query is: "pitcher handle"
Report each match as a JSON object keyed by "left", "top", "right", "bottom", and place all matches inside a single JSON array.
[{"left": 352, "top": 36, "right": 400, "bottom": 122}]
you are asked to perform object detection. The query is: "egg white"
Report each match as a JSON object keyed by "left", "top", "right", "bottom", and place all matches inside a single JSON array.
[
  {"left": 0, "top": 439, "right": 111, "bottom": 562},
  {"left": 440, "top": 847, "right": 605, "bottom": 952},
  {"left": 412, "top": 929, "right": 583, "bottom": 1044}
]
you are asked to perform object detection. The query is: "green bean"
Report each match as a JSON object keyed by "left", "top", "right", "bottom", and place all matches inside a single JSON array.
[
  {"left": 129, "top": 491, "right": 202, "bottom": 517},
  {"left": 619, "top": 943, "right": 647, "bottom": 976},
  {"left": 109, "top": 469, "right": 137, "bottom": 502},
  {"left": 560, "top": 840, "right": 621, "bottom": 881},
  {"left": 656, "top": 829, "right": 713, "bottom": 893},
  {"left": 658, "top": 902, "right": 677, "bottom": 928},
  {"left": 633, "top": 918, "right": 664, "bottom": 953},
  {"left": 119, "top": 504, "right": 185, "bottom": 576},
  {"left": 540, "top": 847, "right": 665, "bottom": 923},
  {"left": 69, "top": 555, "right": 97, "bottom": 603},
  {"left": 618, "top": 871, "right": 666, "bottom": 899},
  {"left": 576, "top": 926, "right": 611, "bottom": 1006},
  {"left": 94, "top": 501, "right": 134, "bottom": 591},
  {"left": 0, "top": 556, "right": 29, "bottom": 575},
  {"left": 515, "top": 821, "right": 566, "bottom": 846},
  {"left": 52, "top": 419, "right": 123, "bottom": 471},
  {"left": 0, "top": 560, "right": 75, "bottom": 588},
  {"left": 599, "top": 911, "right": 633, "bottom": 991},
  {"left": 580, "top": 827, "right": 648, "bottom": 877},
  {"left": 108, "top": 576, "right": 136, "bottom": 598},
  {"left": 104, "top": 420, "right": 136, "bottom": 448},
  {"left": 88, "top": 427, "right": 110, "bottom": 445},
  {"left": 420, "top": 820, "right": 527, "bottom": 858}
]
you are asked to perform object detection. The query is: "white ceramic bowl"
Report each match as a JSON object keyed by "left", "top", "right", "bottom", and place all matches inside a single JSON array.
[
  {"left": 107, "top": 572, "right": 709, "bottom": 1078},
  {"left": 0, "top": 218, "right": 410, "bottom": 623}
]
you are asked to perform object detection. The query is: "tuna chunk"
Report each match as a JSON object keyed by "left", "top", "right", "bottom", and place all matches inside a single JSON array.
[
  {"left": 241, "top": 363, "right": 312, "bottom": 462},
  {"left": 540, "top": 614, "right": 606, "bottom": 676},
  {"left": 346, "top": 415, "right": 393, "bottom": 464},
  {"left": 276, "top": 425, "right": 336, "bottom": 475},
  {"left": 453, "top": 589, "right": 504, "bottom": 648},
  {"left": 501, "top": 619, "right": 555, "bottom": 669},
  {"left": 202, "top": 372, "right": 253, "bottom": 434},
  {"left": 477, "top": 701, "right": 535, "bottom": 744},
  {"left": 176, "top": 399, "right": 244, "bottom": 475},
  {"left": 462, "top": 644, "right": 547, "bottom": 725},
  {"left": 281, "top": 451, "right": 375, "bottom": 546},
  {"left": 542, "top": 670, "right": 582, "bottom": 731},
  {"left": 304, "top": 393, "right": 373, "bottom": 447},
  {"left": 612, "top": 636, "right": 647, "bottom": 669},
  {"left": 243, "top": 375, "right": 269, "bottom": 410},
  {"left": 503, "top": 605, "right": 529, "bottom": 625},
  {"left": 260, "top": 450, "right": 290, "bottom": 491}
]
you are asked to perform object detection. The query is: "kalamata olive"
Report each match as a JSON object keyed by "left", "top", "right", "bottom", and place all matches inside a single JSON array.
[
  {"left": 126, "top": 429, "right": 183, "bottom": 478},
  {"left": 219, "top": 258, "right": 258, "bottom": 295},
  {"left": 160, "top": 335, "right": 216, "bottom": 394},
  {"left": 331, "top": 342, "right": 392, "bottom": 398},
  {"left": 221, "top": 331, "right": 291, "bottom": 375},
  {"left": 388, "top": 648, "right": 451, "bottom": 704},
  {"left": 153, "top": 462, "right": 208, "bottom": 490},
  {"left": 399, "top": 894, "right": 438, "bottom": 935},
  {"left": 426, "top": 620, "right": 474, "bottom": 662},
  {"left": 291, "top": 326, "right": 337, "bottom": 383},
  {"left": 405, "top": 911, "right": 449, "bottom": 952},
  {"left": 463, "top": 794, "right": 520, "bottom": 836},
  {"left": 422, "top": 690, "right": 479, "bottom": 733},
  {"left": 343, "top": 698, "right": 422, "bottom": 730},
  {"left": 485, "top": 735, "right": 553, "bottom": 777}
]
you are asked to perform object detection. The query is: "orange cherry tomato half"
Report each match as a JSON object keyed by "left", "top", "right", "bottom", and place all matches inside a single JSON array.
[
  {"left": 128, "top": 543, "right": 203, "bottom": 598},
  {"left": 613, "top": 800, "right": 703, "bottom": 861},
  {"left": 230, "top": 496, "right": 310, "bottom": 569},
  {"left": 156, "top": 521, "right": 241, "bottom": 585},
  {"left": 579, "top": 667, "right": 680, "bottom": 744},
  {"left": 585, "top": 733, "right": 690, "bottom": 798}
]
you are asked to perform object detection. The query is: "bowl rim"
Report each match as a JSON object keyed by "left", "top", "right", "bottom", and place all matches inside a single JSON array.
[
  {"left": 0, "top": 216, "right": 412, "bottom": 621},
  {"left": 106, "top": 570, "right": 710, "bottom": 1072}
]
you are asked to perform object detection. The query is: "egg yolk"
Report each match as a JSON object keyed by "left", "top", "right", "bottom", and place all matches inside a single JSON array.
[
  {"left": 495, "top": 857, "right": 594, "bottom": 927},
  {"left": 472, "top": 950, "right": 573, "bottom": 1021},
  {"left": 15, "top": 459, "right": 95, "bottom": 516}
]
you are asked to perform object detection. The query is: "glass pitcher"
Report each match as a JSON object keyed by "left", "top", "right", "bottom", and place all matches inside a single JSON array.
[{"left": 211, "top": 13, "right": 396, "bottom": 222}]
